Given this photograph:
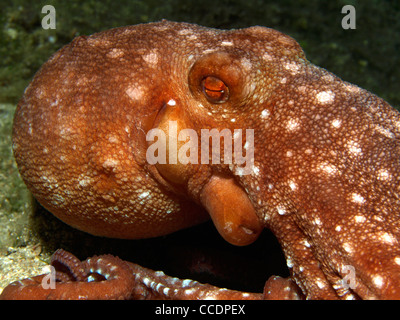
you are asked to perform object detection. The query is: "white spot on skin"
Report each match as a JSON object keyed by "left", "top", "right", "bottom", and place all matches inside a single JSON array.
[
  {"left": 277, "top": 206, "right": 287, "bottom": 215},
  {"left": 108, "top": 135, "right": 119, "bottom": 143},
  {"left": 262, "top": 52, "right": 273, "bottom": 61},
  {"left": 286, "top": 118, "right": 299, "bottom": 131},
  {"left": 178, "top": 29, "right": 192, "bottom": 35},
  {"left": 394, "top": 257, "right": 400, "bottom": 265},
  {"left": 221, "top": 41, "right": 233, "bottom": 46},
  {"left": 268, "top": 184, "right": 274, "bottom": 190},
  {"left": 374, "top": 125, "right": 395, "bottom": 139},
  {"left": 142, "top": 277, "right": 151, "bottom": 287},
  {"left": 346, "top": 140, "right": 362, "bottom": 155},
  {"left": 289, "top": 180, "right": 297, "bottom": 191},
  {"left": 182, "top": 279, "right": 194, "bottom": 287},
  {"left": 313, "top": 217, "right": 321, "bottom": 226},
  {"left": 184, "top": 288, "right": 195, "bottom": 295},
  {"left": 50, "top": 99, "right": 59, "bottom": 107},
  {"left": 318, "top": 162, "right": 338, "bottom": 175},
  {"left": 78, "top": 178, "right": 91, "bottom": 187},
  {"left": 202, "top": 49, "right": 216, "bottom": 55},
  {"left": 167, "top": 99, "right": 176, "bottom": 106},
  {"left": 316, "top": 90, "right": 335, "bottom": 104},
  {"left": 372, "top": 275, "right": 384, "bottom": 289},
  {"left": 59, "top": 126, "right": 74, "bottom": 140},
  {"left": 139, "top": 191, "right": 150, "bottom": 199},
  {"left": 377, "top": 169, "right": 391, "bottom": 181},
  {"left": 155, "top": 283, "right": 163, "bottom": 293},
  {"left": 316, "top": 280, "right": 326, "bottom": 289},
  {"left": 234, "top": 167, "right": 248, "bottom": 176},
  {"left": 126, "top": 86, "right": 144, "bottom": 101},
  {"left": 331, "top": 119, "right": 342, "bottom": 128},
  {"left": 261, "top": 109, "right": 270, "bottom": 119},
  {"left": 343, "top": 242, "right": 353, "bottom": 254},
  {"left": 373, "top": 216, "right": 384, "bottom": 223},
  {"left": 107, "top": 48, "right": 124, "bottom": 58},
  {"left": 354, "top": 215, "right": 366, "bottom": 223},
  {"left": 240, "top": 58, "right": 252, "bottom": 71},
  {"left": 303, "top": 240, "right": 310, "bottom": 248},
  {"left": 252, "top": 166, "right": 260, "bottom": 175},
  {"left": 283, "top": 61, "right": 300, "bottom": 75},
  {"left": 335, "top": 225, "right": 342, "bottom": 232},
  {"left": 342, "top": 82, "right": 361, "bottom": 93},
  {"left": 351, "top": 193, "right": 365, "bottom": 204},
  {"left": 378, "top": 232, "right": 396, "bottom": 245},
  {"left": 102, "top": 158, "right": 119, "bottom": 169},
  {"left": 142, "top": 51, "right": 159, "bottom": 65}
]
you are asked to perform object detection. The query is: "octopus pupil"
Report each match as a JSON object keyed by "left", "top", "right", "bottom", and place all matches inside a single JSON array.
[{"left": 201, "top": 76, "right": 229, "bottom": 103}]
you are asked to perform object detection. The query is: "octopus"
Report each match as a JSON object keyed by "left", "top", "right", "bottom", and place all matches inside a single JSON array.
[{"left": 1, "top": 20, "right": 400, "bottom": 300}]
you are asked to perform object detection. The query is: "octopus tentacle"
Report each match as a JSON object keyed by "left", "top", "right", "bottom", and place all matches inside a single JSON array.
[
  {"left": 76, "top": 254, "right": 136, "bottom": 300},
  {"left": 125, "top": 260, "right": 263, "bottom": 300},
  {"left": 263, "top": 276, "right": 303, "bottom": 300},
  {"left": 1, "top": 250, "right": 268, "bottom": 300},
  {"left": 0, "top": 251, "right": 136, "bottom": 300},
  {"left": 51, "top": 248, "right": 87, "bottom": 282},
  {"left": 0, "top": 274, "right": 49, "bottom": 300}
]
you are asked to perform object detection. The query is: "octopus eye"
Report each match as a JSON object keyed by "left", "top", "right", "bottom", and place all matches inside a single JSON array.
[{"left": 201, "top": 76, "right": 229, "bottom": 103}]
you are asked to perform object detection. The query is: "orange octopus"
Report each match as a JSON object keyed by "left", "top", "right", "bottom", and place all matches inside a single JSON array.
[{"left": 2, "top": 20, "right": 400, "bottom": 300}]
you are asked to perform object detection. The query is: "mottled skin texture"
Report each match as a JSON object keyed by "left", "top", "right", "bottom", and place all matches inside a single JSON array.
[{"left": 3, "top": 21, "right": 400, "bottom": 299}]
